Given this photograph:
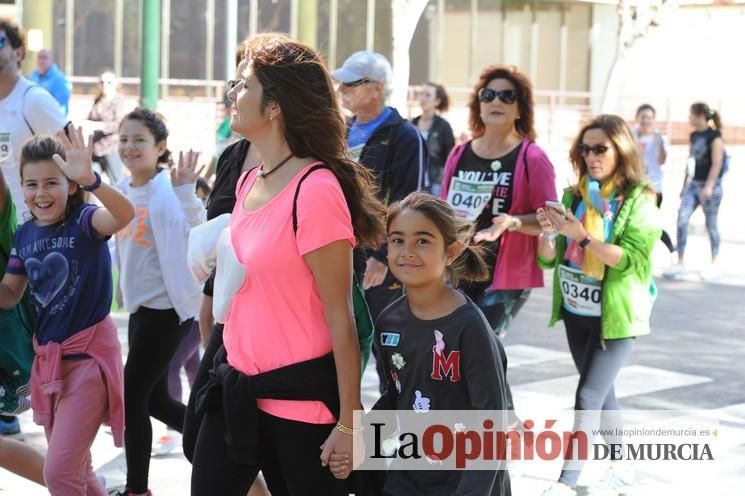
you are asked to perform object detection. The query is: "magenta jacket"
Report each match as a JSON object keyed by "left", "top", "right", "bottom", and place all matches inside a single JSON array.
[
  {"left": 440, "top": 139, "right": 557, "bottom": 290},
  {"left": 31, "top": 315, "right": 125, "bottom": 446}
]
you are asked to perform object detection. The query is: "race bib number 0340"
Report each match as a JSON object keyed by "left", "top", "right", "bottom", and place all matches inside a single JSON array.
[
  {"left": 446, "top": 177, "right": 495, "bottom": 221},
  {"left": 559, "top": 265, "right": 602, "bottom": 317}
]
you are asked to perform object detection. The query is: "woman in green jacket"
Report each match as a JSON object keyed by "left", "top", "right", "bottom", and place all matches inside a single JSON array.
[{"left": 537, "top": 115, "right": 661, "bottom": 496}]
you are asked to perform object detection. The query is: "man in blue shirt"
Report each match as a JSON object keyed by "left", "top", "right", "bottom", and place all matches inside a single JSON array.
[{"left": 29, "top": 48, "right": 70, "bottom": 115}]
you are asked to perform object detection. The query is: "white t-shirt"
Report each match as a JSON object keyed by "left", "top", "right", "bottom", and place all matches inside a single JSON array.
[
  {"left": 0, "top": 77, "right": 68, "bottom": 221},
  {"left": 116, "top": 182, "right": 172, "bottom": 313},
  {"left": 635, "top": 129, "right": 668, "bottom": 193}
]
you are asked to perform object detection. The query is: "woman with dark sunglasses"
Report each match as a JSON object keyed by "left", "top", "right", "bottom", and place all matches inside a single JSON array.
[
  {"left": 440, "top": 65, "right": 557, "bottom": 339},
  {"left": 535, "top": 115, "right": 661, "bottom": 496}
]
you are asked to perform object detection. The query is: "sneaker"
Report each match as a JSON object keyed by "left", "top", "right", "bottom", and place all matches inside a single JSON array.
[
  {"left": 586, "top": 463, "right": 635, "bottom": 495},
  {"left": 151, "top": 431, "right": 181, "bottom": 457},
  {"left": 0, "top": 416, "right": 20, "bottom": 436},
  {"left": 541, "top": 482, "right": 577, "bottom": 496},
  {"left": 662, "top": 264, "right": 686, "bottom": 279},
  {"left": 700, "top": 263, "right": 721, "bottom": 282},
  {"left": 107, "top": 489, "right": 153, "bottom": 496}
]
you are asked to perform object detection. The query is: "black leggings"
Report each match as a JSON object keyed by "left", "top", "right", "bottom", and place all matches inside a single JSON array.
[
  {"left": 656, "top": 192, "right": 675, "bottom": 253},
  {"left": 124, "top": 307, "right": 192, "bottom": 492},
  {"left": 559, "top": 309, "right": 634, "bottom": 489},
  {"left": 191, "top": 408, "right": 349, "bottom": 496},
  {"left": 183, "top": 322, "right": 224, "bottom": 462}
]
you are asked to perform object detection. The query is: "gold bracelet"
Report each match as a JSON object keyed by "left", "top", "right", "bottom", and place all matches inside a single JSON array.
[{"left": 335, "top": 422, "right": 361, "bottom": 436}]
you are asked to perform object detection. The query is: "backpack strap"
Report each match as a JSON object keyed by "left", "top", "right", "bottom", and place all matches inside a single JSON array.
[
  {"left": 292, "top": 163, "right": 331, "bottom": 235},
  {"left": 21, "top": 84, "right": 38, "bottom": 135}
]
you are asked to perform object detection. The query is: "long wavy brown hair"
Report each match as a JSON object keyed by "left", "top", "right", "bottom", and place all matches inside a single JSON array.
[
  {"left": 468, "top": 65, "right": 536, "bottom": 141},
  {"left": 569, "top": 114, "right": 648, "bottom": 194},
  {"left": 239, "top": 33, "right": 386, "bottom": 247}
]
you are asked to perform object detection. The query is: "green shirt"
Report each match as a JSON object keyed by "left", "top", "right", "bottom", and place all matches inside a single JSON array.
[
  {"left": 0, "top": 191, "right": 17, "bottom": 274},
  {"left": 537, "top": 183, "right": 662, "bottom": 340}
]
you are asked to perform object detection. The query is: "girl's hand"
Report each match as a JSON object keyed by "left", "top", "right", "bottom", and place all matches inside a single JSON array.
[
  {"left": 544, "top": 207, "right": 587, "bottom": 242},
  {"left": 171, "top": 150, "right": 200, "bottom": 187},
  {"left": 320, "top": 427, "right": 353, "bottom": 479},
  {"left": 54, "top": 126, "right": 96, "bottom": 186},
  {"left": 699, "top": 184, "right": 714, "bottom": 203},
  {"left": 473, "top": 214, "right": 511, "bottom": 243}
]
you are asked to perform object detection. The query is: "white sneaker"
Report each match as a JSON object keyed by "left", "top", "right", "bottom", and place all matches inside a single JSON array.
[
  {"left": 541, "top": 482, "right": 576, "bottom": 496},
  {"left": 663, "top": 264, "right": 686, "bottom": 279},
  {"left": 586, "top": 463, "right": 635, "bottom": 495},
  {"left": 151, "top": 431, "right": 181, "bottom": 457},
  {"left": 700, "top": 263, "right": 721, "bottom": 282}
]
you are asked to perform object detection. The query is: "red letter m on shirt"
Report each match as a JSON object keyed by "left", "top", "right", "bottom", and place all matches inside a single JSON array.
[{"left": 431, "top": 348, "right": 461, "bottom": 382}]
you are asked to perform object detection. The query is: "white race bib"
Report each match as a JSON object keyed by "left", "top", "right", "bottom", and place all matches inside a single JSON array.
[
  {"left": 446, "top": 176, "right": 495, "bottom": 221},
  {"left": 559, "top": 265, "right": 602, "bottom": 317},
  {"left": 0, "top": 132, "right": 11, "bottom": 163}
]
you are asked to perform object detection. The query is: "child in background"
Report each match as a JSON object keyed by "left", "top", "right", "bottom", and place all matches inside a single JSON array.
[
  {"left": 334, "top": 192, "right": 510, "bottom": 495},
  {"left": 114, "top": 108, "right": 205, "bottom": 496},
  {"left": 0, "top": 130, "right": 134, "bottom": 494}
]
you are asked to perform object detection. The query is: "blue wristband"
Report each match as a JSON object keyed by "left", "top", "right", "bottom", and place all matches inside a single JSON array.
[{"left": 81, "top": 171, "right": 102, "bottom": 192}]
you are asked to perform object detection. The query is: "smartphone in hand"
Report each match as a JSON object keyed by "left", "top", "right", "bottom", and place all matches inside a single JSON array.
[{"left": 544, "top": 200, "right": 566, "bottom": 216}]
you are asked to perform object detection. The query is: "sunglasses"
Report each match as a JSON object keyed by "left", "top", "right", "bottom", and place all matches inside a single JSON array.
[
  {"left": 341, "top": 78, "right": 372, "bottom": 88},
  {"left": 577, "top": 144, "right": 610, "bottom": 157},
  {"left": 478, "top": 88, "right": 518, "bottom": 105},
  {"left": 0, "top": 36, "right": 6, "bottom": 49},
  {"left": 227, "top": 79, "right": 241, "bottom": 91}
]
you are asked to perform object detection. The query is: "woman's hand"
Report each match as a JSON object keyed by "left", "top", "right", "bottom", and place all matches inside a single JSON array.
[
  {"left": 320, "top": 427, "right": 353, "bottom": 479},
  {"left": 699, "top": 183, "right": 714, "bottom": 203},
  {"left": 543, "top": 207, "right": 587, "bottom": 242},
  {"left": 171, "top": 150, "right": 200, "bottom": 187},
  {"left": 363, "top": 257, "right": 388, "bottom": 289},
  {"left": 473, "top": 214, "right": 512, "bottom": 243},
  {"left": 54, "top": 126, "right": 96, "bottom": 186}
]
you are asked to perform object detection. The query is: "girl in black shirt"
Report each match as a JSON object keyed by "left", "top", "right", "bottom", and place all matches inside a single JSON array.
[
  {"left": 347, "top": 192, "right": 511, "bottom": 495},
  {"left": 667, "top": 102, "right": 725, "bottom": 280}
]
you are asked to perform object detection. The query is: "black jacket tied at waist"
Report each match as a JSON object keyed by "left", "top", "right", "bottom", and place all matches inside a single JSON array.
[{"left": 194, "top": 345, "right": 340, "bottom": 465}]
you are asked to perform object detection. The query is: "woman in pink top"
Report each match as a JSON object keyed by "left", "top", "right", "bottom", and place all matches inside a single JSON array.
[
  {"left": 190, "top": 33, "right": 386, "bottom": 496},
  {"left": 440, "top": 65, "right": 557, "bottom": 338}
]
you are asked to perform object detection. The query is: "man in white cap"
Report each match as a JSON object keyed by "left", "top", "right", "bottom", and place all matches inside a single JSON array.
[{"left": 332, "top": 50, "right": 428, "bottom": 390}]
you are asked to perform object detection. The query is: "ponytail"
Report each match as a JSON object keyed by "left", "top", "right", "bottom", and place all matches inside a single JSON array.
[
  {"left": 709, "top": 110, "right": 722, "bottom": 130},
  {"left": 691, "top": 102, "right": 723, "bottom": 131},
  {"left": 449, "top": 243, "right": 489, "bottom": 288}
]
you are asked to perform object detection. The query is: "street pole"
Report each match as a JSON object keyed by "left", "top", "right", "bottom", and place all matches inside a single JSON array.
[
  {"left": 298, "top": 0, "right": 318, "bottom": 48},
  {"left": 141, "top": 0, "right": 161, "bottom": 109}
]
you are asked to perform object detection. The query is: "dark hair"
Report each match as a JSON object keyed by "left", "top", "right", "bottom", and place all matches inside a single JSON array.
[
  {"left": 120, "top": 107, "right": 173, "bottom": 165},
  {"left": 569, "top": 114, "right": 648, "bottom": 195},
  {"left": 691, "top": 102, "right": 722, "bottom": 130},
  {"left": 468, "top": 65, "right": 536, "bottom": 141},
  {"left": 241, "top": 33, "right": 386, "bottom": 247},
  {"left": 0, "top": 18, "right": 26, "bottom": 67},
  {"left": 387, "top": 192, "right": 489, "bottom": 287},
  {"left": 636, "top": 104, "right": 656, "bottom": 117},
  {"left": 19, "top": 135, "right": 84, "bottom": 221},
  {"left": 423, "top": 82, "right": 450, "bottom": 113},
  {"left": 196, "top": 177, "right": 211, "bottom": 195}
]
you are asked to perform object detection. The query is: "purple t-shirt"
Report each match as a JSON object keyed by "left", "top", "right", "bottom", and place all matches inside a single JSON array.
[{"left": 6, "top": 203, "right": 112, "bottom": 344}]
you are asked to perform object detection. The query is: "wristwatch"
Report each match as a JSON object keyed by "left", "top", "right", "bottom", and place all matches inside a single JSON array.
[
  {"left": 81, "top": 172, "right": 102, "bottom": 192},
  {"left": 579, "top": 235, "right": 592, "bottom": 249},
  {"left": 507, "top": 215, "right": 520, "bottom": 232}
]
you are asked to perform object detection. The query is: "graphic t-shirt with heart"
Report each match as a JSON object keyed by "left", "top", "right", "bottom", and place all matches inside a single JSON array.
[{"left": 6, "top": 203, "right": 112, "bottom": 344}]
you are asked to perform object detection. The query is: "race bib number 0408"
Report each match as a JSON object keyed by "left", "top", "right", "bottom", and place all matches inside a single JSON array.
[{"left": 446, "top": 177, "right": 495, "bottom": 221}]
